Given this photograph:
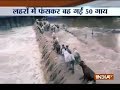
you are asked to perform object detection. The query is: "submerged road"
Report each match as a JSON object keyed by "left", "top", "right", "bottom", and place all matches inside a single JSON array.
[{"left": 0, "top": 26, "right": 46, "bottom": 84}]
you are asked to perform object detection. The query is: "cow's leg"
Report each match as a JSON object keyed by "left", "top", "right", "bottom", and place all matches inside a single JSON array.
[
  {"left": 56, "top": 47, "right": 59, "bottom": 54},
  {"left": 71, "top": 61, "right": 75, "bottom": 74},
  {"left": 58, "top": 46, "right": 61, "bottom": 54},
  {"left": 79, "top": 75, "right": 84, "bottom": 80},
  {"left": 53, "top": 43, "right": 56, "bottom": 50}
]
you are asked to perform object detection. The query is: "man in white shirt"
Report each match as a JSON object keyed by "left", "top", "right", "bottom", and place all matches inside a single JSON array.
[
  {"left": 64, "top": 50, "right": 75, "bottom": 74},
  {"left": 63, "top": 49, "right": 70, "bottom": 63}
]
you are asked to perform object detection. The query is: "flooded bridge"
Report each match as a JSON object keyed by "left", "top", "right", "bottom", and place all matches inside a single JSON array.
[{"left": 0, "top": 16, "right": 120, "bottom": 84}]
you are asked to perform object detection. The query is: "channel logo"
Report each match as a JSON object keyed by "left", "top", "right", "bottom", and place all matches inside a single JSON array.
[{"left": 94, "top": 74, "right": 114, "bottom": 80}]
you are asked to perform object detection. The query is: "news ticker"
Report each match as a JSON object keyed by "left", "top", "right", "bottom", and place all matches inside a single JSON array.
[{"left": 0, "top": 7, "right": 120, "bottom": 16}]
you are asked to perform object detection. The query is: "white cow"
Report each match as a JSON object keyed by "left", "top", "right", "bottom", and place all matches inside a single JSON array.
[
  {"left": 73, "top": 48, "right": 81, "bottom": 64},
  {"left": 41, "top": 20, "right": 50, "bottom": 31},
  {"left": 50, "top": 24, "right": 58, "bottom": 32}
]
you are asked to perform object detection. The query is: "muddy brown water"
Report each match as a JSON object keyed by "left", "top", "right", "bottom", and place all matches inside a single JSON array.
[
  {"left": 47, "top": 17, "right": 120, "bottom": 83},
  {"left": 48, "top": 17, "right": 120, "bottom": 53},
  {"left": 0, "top": 16, "right": 120, "bottom": 84},
  {"left": 0, "top": 26, "right": 46, "bottom": 84}
]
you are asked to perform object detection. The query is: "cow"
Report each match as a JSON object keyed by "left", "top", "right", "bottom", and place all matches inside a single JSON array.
[
  {"left": 41, "top": 20, "right": 50, "bottom": 31},
  {"left": 55, "top": 43, "right": 61, "bottom": 54},
  {"left": 79, "top": 61, "right": 96, "bottom": 84},
  {"left": 73, "top": 48, "right": 81, "bottom": 64},
  {"left": 50, "top": 24, "right": 58, "bottom": 32}
]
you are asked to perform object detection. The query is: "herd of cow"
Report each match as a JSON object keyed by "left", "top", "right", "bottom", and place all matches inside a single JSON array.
[
  {"left": 35, "top": 18, "right": 67, "bottom": 34},
  {"left": 34, "top": 17, "right": 96, "bottom": 84}
]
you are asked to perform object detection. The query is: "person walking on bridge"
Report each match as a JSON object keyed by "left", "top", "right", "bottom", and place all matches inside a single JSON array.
[
  {"left": 66, "top": 45, "right": 72, "bottom": 54},
  {"left": 61, "top": 44, "right": 66, "bottom": 56},
  {"left": 64, "top": 49, "right": 75, "bottom": 74}
]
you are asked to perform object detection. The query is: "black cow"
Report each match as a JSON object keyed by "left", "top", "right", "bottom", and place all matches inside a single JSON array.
[
  {"left": 55, "top": 43, "right": 61, "bottom": 54},
  {"left": 53, "top": 40, "right": 60, "bottom": 54}
]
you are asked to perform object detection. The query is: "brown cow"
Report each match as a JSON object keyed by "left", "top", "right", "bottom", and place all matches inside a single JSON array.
[{"left": 79, "top": 61, "right": 96, "bottom": 84}]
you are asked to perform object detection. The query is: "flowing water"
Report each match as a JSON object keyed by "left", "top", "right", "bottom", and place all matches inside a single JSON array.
[
  {"left": 48, "top": 17, "right": 120, "bottom": 53},
  {"left": 0, "top": 26, "right": 46, "bottom": 84},
  {"left": 0, "top": 16, "right": 120, "bottom": 84},
  {"left": 47, "top": 17, "right": 120, "bottom": 83}
]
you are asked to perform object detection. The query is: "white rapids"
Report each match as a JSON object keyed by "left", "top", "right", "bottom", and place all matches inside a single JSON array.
[{"left": 0, "top": 26, "right": 46, "bottom": 84}]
